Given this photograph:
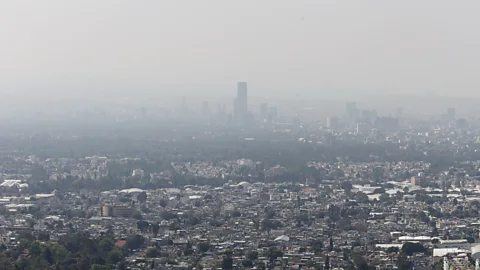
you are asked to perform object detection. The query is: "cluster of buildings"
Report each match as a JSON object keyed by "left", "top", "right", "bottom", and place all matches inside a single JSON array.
[{"left": 1, "top": 155, "right": 480, "bottom": 269}]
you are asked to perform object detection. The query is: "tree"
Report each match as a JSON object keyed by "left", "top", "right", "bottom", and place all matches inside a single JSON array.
[
  {"left": 341, "top": 181, "right": 353, "bottom": 192},
  {"left": 379, "top": 193, "right": 390, "bottom": 202},
  {"left": 231, "top": 210, "right": 242, "bottom": 218},
  {"left": 222, "top": 256, "right": 233, "bottom": 270},
  {"left": 324, "top": 255, "right": 330, "bottom": 270},
  {"left": 159, "top": 199, "right": 167, "bottom": 208},
  {"left": 136, "top": 220, "right": 149, "bottom": 233},
  {"left": 242, "top": 260, "right": 254, "bottom": 267},
  {"left": 355, "top": 192, "right": 369, "bottom": 204},
  {"left": 99, "top": 238, "right": 115, "bottom": 254},
  {"left": 261, "top": 219, "right": 282, "bottom": 237},
  {"left": 264, "top": 208, "right": 276, "bottom": 219},
  {"left": 125, "top": 235, "right": 145, "bottom": 250},
  {"left": 92, "top": 264, "right": 111, "bottom": 270},
  {"left": 337, "top": 218, "right": 352, "bottom": 231},
  {"left": 137, "top": 192, "right": 147, "bottom": 203},
  {"left": 184, "top": 248, "right": 194, "bottom": 256},
  {"left": 117, "top": 261, "right": 128, "bottom": 270},
  {"left": 197, "top": 242, "right": 210, "bottom": 253},
  {"left": 386, "top": 247, "right": 399, "bottom": 254},
  {"left": 107, "top": 249, "right": 124, "bottom": 264},
  {"left": 146, "top": 247, "right": 160, "bottom": 258},
  {"left": 150, "top": 223, "right": 160, "bottom": 237},
  {"left": 132, "top": 211, "right": 143, "bottom": 220},
  {"left": 247, "top": 251, "right": 259, "bottom": 261},
  {"left": 401, "top": 242, "right": 426, "bottom": 256},
  {"left": 310, "top": 239, "right": 323, "bottom": 254},
  {"left": 37, "top": 232, "right": 50, "bottom": 241},
  {"left": 352, "top": 254, "right": 369, "bottom": 270},
  {"left": 397, "top": 254, "right": 413, "bottom": 270},
  {"left": 160, "top": 211, "right": 177, "bottom": 220},
  {"left": 295, "top": 213, "right": 309, "bottom": 224},
  {"left": 266, "top": 247, "right": 283, "bottom": 261}
]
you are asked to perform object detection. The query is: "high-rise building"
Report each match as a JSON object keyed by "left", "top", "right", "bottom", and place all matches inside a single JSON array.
[
  {"left": 447, "top": 108, "right": 456, "bottom": 121},
  {"left": 361, "top": 109, "right": 377, "bottom": 124},
  {"left": 233, "top": 97, "right": 237, "bottom": 122},
  {"left": 326, "top": 116, "right": 340, "bottom": 130},
  {"left": 268, "top": 107, "right": 278, "bottom": 123},
  {"left": 374, "top": 116, "right": 398, "bottom": 131},
  {"left": 260, "top": 103, "right": 268, "bottom": 120},
  {"left": 345, "top": 102, "right": 358, "bottom": 122},
  {"left": 202, "top": 101, "right": 209, "bottom": 115},
  {"left": 235, "top": 82, "right": 248, "bottom": 123},
  {"left": 395, "top": 108, "right": 403, "bottom": 119}
]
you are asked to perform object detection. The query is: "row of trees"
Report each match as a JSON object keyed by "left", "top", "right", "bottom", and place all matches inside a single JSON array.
[{"left": 0, "top": 231, "right": 140, "bottom": 270}]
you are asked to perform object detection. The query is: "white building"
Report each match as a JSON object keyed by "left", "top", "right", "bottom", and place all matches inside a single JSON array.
[{"left": 132, "top": 169, "right": 145, "bottom": 178}]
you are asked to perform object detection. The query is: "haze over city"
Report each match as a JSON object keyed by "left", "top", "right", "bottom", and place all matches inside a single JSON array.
[
  {"left": 2, "top": 0, "right": 480, "bottom": 101},
  {"left": 3, "top": 1, "right": 480, "bottom": 270}
]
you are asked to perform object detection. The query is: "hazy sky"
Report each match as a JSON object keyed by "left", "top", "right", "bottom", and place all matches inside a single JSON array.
[{"left": 2, "top": 0, "right": 480, "bottom": 98}]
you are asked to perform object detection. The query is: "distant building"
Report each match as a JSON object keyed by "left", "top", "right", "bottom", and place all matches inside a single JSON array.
[
  {"left": 265, "top": 165, "right": 287, "bottom": 177},
  {"left": 447, "top": 108, "right": 456, "bottom": 121},
  {"left": 395, "top": 108, "right": 403, "bottom": 119},
  {"left": 102, "top": 204, "right": 134, "bottom": 217},
  {"left": 268, "top": 107, "right": 278, "bottom": 123},
  {"left": 374, "top": 116, "right": 398, "bottom": 131},
  {"left": 361, "top": 109, "right": 377, "bottom": 124},
  {"left": 326, "top": 116, "right": 340, "bottom": 130},
  {"left": 260, "top": 103, "right": 268, "bottom": 120},
  {"left": 455, "top": 118, "right": 468, "bottom": 129},
  {"left": 132, "top": 169, "right": 145, "bottom": 178},
  {"left": 236, "top": 158, "right": 254, "bottom": 168},
  {"left": 346, "top": 102, "right": 358, "bottom": 122},
  {"left": 355, "top": 122, "right": 371, "bottom": 136},
  {"left": 102, "top": 204, "right": 112, "bottom": 217},
  {"left": 202, "top": 101, "right": 209, "bottom": 115},
  {"left": 410, "top": 176, "right": 421, "bottom": 186},
  {"left": 235, "top": 82, "right": 248, "bottom": 124}
]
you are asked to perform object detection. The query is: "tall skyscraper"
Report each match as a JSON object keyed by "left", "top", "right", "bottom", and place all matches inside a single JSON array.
[
  {"left": 260, "top": 103, "right": 268, "bottom": 120},
  {"left": 395, "top": 108, "right": 403, "bottom": 119},
  {"left": 346, "top": 102, "right": 357, "bottom": 119},
  {"left": 235, "top": 82, "right": 248, "bottom": 123},
  {"left": 447, "top": 108, "right": 456, "bottom": 121},
  {"left": 233, "top": 97, "right": 237, "bottom": 123},
  {"left": 326, "top": 116, "right": 339, "bottom": 130},
  {"left": 268, "top": 106, "right": 278, "bottom": 123},
  {"left": 202, "top": 101, "right": 209, "bottom": 115}
]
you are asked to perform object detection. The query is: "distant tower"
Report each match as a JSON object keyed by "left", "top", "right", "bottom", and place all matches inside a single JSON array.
[
  {"left": 268, "top": 107, "right": 278, "bottom": 123},
  {"left": 327, "top": 116, "right": 339, "bottom": 130},
  {"left": 202, "top": 101, "right": 209, "bottom": 115},
  {"left": 447, "top": 108, "right": 456, "bottom": 121},
  {"left": 233, "top": 98, "right": 237, "bottom": 122},
  {"left": 395, "top": 108, "right": 403, "bottom": 119},
  {"left": 260, "top": 103, "right": 268, "bottom": 120},
  {"left": 236, "top": 82, "right": 248, "bottom": 123},
  {"left": 346, "top": 102, "right": 358, "bottom": 124}
]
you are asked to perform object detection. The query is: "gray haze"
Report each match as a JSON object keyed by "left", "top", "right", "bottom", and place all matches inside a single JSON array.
[{"left": 2, "top": 0, "right": 480, "bottom": 99}]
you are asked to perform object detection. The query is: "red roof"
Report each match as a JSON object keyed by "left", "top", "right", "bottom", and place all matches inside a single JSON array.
[{"left": 115, "top": 240, "right": 127, "bottom": 248}]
